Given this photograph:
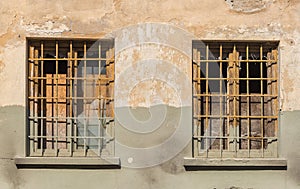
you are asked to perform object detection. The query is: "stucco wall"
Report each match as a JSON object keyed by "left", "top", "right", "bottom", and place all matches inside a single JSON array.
[{"left": 0, "top": 0, "right": 300, "bottom": 188}]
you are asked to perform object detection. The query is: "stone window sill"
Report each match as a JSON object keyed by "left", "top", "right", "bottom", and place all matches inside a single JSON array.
[
  {"left": 183, "top": 157, "right": 287, "bottom": 171},
  {"left": 15, "top": 157, "right": 120, "bottom": 169}
]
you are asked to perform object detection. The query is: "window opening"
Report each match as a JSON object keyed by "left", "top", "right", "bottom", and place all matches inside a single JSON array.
[{"left": 192, "top": 41, "right": 279, "bottom": 158}]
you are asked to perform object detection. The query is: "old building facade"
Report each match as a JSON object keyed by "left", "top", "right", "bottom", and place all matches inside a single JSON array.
[{"left": 0, "top": 0, "right": 300, "bottom": 188}]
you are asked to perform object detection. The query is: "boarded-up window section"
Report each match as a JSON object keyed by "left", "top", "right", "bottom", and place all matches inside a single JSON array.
[
  {"left": 192, "top": 41, "right": 279, "bottom": 158},
  {"left": 27, "top": 39, "right": 115, "bottom": 157}
]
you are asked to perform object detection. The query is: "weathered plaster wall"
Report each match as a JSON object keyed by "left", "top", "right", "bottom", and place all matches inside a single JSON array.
[{"left": 1, "top": 0, "right": 300, "bottom": 188}]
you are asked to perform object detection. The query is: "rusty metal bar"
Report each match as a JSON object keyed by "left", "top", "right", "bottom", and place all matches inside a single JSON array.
[
  {"left": 193, "top": 136, "right": 277, "bottom": 140},
  {"left": 29, "top": 46, "right": 35, "bottom": 155},
  {"left": 205, "top": 44, "right": 209, "bottom": 157},
  {"left": 55, "top": 41, "right": 59, "bottom": 156},
  {"left": 73, "top": 52, "right": 78, "bottom": 153},
  {"left": 98, "top": 42, "right": 102, "bottom": 156},
  {"left": 110, "top": 47, "right": 115, "bottom": 155},
  {"left": 260, "top": 45, "right": 264, "bottom": 157},
  {"left": 194, "top": 94, "right": 277, "bottom": 97},
  {"left": 29, "top": 57, "right": 110, "bottom": 61},
  {"left": 28, "top": 135, "right": 111, "bottom": 139},
  {"left": 28, "top": 96, "right": 113, "bottom": 100},
  {"left": 34, "top": 49, "right": 39, "bottom": 153},
  {"left": 194, "top": 115, "right": 277, "bottom": 119},
  {"left": 219, "top": 44, "right": 223, "bottom": 158},
  {"left": 192, "top": 48, "right": 197, "bottom": 157},
  {"left": 246, "top": 44, "right": 250, "bottom": 157},
  {"left": 83, "top": 42, "right": 87, "bottom": 157},
  {"left": 28, "top": 76, "right": 113, "bottom": 80},
  {"left": 68, "top": 41, "right": 73, "bottom": 156},
  {"left": 29, "top": 116, "right": 113, "bottom": 120},
  {"left": 40, "top": 41, "right": 44, "bottom": 156},
  {"left": 194, "top": 77, "right": 277, "bottom": 81},
  {"left": 197, "top": 50, "right": 201, "bottom": 156},
  {"left": 191, "top": 59, "right": 275, "bottom": 63}
]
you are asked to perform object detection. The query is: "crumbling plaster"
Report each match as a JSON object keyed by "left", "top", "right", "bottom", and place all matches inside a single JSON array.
[
  {"left": 0, "top": 0, "right": 299, "bottom": 110},
  {"left": 225, "top": 0, "right": 274, "bottom": 13}
]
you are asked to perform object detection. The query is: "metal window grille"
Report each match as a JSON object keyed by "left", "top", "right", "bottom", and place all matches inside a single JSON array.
[
  {"left": 192, "top": 41, "right": 279, "bottom": 158},
  {"left": 27, "top": 38, "right": 115, "bottom": 157}
]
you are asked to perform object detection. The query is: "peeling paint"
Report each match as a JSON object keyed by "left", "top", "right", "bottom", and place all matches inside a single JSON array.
[
  {"left": 225, "top": 0, "right": 274, "bottom": 13},
  {"left": 20, "top": 19, "right": 70, "bottom": 35},
  {"left": 206, "top": 22, "right": 282, "bottom": 39},
  {"left": 0, "top": 55, "right": 4, "bottom": 73}
]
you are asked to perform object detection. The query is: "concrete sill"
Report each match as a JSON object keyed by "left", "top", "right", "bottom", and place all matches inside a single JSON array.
[
  {"left": 15, "top": 157, "right": 120, "bottom": 169},
  {"left": 184, "top": 157, "right": 287, "bottom": 171}
]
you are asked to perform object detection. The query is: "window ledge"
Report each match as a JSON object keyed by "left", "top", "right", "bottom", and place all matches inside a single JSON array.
[
  {"left": 15, "top": 157, "right": 120, "bottom": 169},
  {"left": 184, "top": 157, "right": 287, "bottom": 170}
]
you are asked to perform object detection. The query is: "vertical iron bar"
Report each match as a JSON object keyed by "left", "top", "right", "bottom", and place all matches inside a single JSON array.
[
  {"left": 55, "top": 41, "right": 59, "bottom": 156},
  {"left": 246, "top": 44, "right": 250, "bottom": 157},
  {"left": 83, "top": 42, "right": 87, "bottom": 157},
  {"left": 29, "top": 46, "right": 35, "bottom": 155},
  {"left": 74, "top": 52, "right": 78, "bottom": 154},
  {"left": 227, "top": 52, "right": 230, "bottom": 152},
  {"left": 98, "top": 42, "right": 102, "bottom": 156},
  {"left": 192, "top": 48, "right": 196, "bottom": 157},
  {"left": 233, "top": 45, "right": 238, "bottom": 157},
  {"left": 34, "top": 49, "right": 39, "bottom": 153},
  {"left": 219, "top": 44, "right": 223, "bottom": 158},
  {"left": 69, "top": 41, "right": 73, "bottom": 156},
  {"left": 205, "top": 44, "right": 209, "bottom": 157},
  {"left": 260, "top": 45, "right": 264, "bottom": 157},
  {"left": 40, "top": 42, "right": 44, "bottom": 156},
  {"left": 197, "top": 50, "right": 201, "bottom": 157}
]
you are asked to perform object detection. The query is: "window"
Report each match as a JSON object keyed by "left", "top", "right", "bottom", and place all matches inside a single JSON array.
[
  {"left": 192, "top": 41, "right": 279, "bottom": 158},
  {"left": 27, "top": 38, "right": 115, "bottom": 157}
]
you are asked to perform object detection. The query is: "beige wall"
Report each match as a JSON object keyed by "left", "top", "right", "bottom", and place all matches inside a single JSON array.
[{"left": 1, "top": 0, "right": 300, "bottom": 188}]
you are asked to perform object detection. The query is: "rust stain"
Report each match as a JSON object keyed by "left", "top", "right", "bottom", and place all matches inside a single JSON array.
[
  {"left": 113, "top": 0, "right": 122, "bottom": 11},
  {"left": 0, "top": 60, "right": 3, "bottom": 72},
  {"left": 132, "top": 49, "right": 140, "bottom": 64},
  {"left": 0, "top": 31, "right": 15, "bottom": 47}
]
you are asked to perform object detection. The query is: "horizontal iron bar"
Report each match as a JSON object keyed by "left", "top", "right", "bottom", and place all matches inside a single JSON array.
[
  {"left": 28, "top": 116, "right": 114, "bottom": 119},
  {"left": 193, "top": 136, "right": 277, "bottom": 139},
  {"left": 192, "top": 59, "right": 277, "bottom": 63},
  {"left": 28, "top": 77, "right": 113, "bottom": 80},
  {"left": 193, "top": 115, "right": 278, "bottom": 118},
  {"left": 28, "top": 96, "right": 113, "bottom": 100},
  {"left": 193, "top": 77, "right": 277, "bottom": 81},
  {"left": 28, "top": 58, "right": 113, "bottom": 61},
  {"left": 193, "top": 94, "right": 277, "bottom": 97},
  {"left": 28, "top": 135, "right": 114, "bottom": 139}
]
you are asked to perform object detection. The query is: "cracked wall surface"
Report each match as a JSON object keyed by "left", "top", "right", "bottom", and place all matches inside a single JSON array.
[{"left": 0, "top": 0, "right": 300, "bottom": 188}]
